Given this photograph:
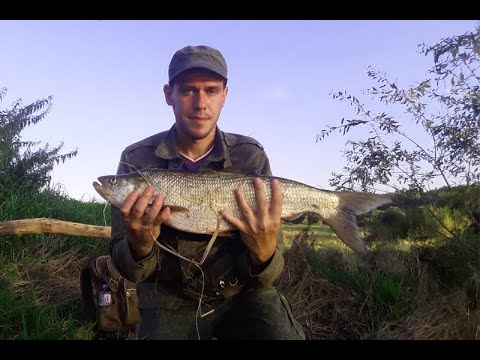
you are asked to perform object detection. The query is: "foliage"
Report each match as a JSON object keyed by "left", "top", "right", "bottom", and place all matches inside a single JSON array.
[
  {"left": 0, "top": 185, "right": 109, "bottom": 340},
  {"left": 0, "top": 87, "right": 77, "bottom": 199},
  {"left": 317, "top": 24, "right": 479, "bottom": 192},
  {"left": 361, "top": 207, "right": 409, "bottom": 243},
  {"left": 282, "top": 214, "right": 479, "bottom": 340},
  {"left": 362, "top": 185, "right": 479, "bottom": 245},
  {"left": 316, "top": 24, "right": 479, "bottom": 258}
]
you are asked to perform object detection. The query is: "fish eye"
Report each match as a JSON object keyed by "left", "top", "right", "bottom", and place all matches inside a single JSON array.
[{"left": 109, "top": 178, "right": 117, "bottom": 186}]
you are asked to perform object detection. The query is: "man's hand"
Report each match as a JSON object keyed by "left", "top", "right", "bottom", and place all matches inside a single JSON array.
[
  {"left": 221, "top": 178, "right": 282, "bottom": 267},
  {"left": 120, "top": 186, "right": 171, "bottom": 261}
]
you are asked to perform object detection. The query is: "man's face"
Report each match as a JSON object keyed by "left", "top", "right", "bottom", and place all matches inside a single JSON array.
[{"left": 164, "top": 69, "right": 228, "bottom": 143}]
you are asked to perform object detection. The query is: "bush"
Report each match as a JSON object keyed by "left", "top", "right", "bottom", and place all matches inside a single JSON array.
[{"left": 0, "top": 87, "right": 77, "bottom": 201}]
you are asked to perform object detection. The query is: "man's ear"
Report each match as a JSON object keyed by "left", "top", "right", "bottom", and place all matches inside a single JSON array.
[
  {"left": 164, "top": 84, "right": 173, "bottom": 106},
  {"left": 222, "top": 86, "right": 229, "bottom": 107}
]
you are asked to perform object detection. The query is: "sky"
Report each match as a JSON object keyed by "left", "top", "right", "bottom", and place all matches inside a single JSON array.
[{"left": 0, "top": 20, "right": 477, "bottom": 202}]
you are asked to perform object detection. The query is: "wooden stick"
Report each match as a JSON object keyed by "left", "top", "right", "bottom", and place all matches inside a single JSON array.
[{"left": 0, "top": 218, "right": 111, "bottom": 239}]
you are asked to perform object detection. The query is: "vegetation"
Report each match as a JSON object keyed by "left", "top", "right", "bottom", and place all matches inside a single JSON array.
[
  {"left": 317, "top": 24, "right": 479, "bottom": 193},
  {"left": 0, "top": 25, "right": 478, "bottom": 340},
  {"left": 280, "top": 206, "right": 479, "bottom": 340},
  {"left": 0, "top": 87, "right": 77, "bottom": 202},
  {"left": 0, "top": 186, "right": 109, "bottom": 339},
  {"left": 316, "top": 23, "right": 479, "bottom": 257},
  {"left": 0, "top": 87, "right": 106, "bottom": 339},
  {"left": 306, "top": 23, "right": 479, "bottom": 339}
]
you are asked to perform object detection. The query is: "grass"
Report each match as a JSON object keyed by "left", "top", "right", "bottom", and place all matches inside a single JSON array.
[
  {"left": 0, "top": 186, "right": 108, "bottom": 339},
  {"left": 279, "top": 223, "right": 479, "bottom": 340},
  {"left": 0, "top": 186, "right": 478, "bottom": 339}
]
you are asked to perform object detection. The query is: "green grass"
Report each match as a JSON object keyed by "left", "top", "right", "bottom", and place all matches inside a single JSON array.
[
  {"left": 280, "top": 221, "right": 479, "bottom": 340},
  {"left": 0, "top": 186, "right": 108, "bottom": 339},
  {"left": 0, "top": 187, "right": 478, "bottom": 339}
]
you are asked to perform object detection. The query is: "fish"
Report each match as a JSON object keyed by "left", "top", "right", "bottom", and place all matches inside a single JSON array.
[{"left": 93, "top": 169, "right": 392, "bottom": 255}]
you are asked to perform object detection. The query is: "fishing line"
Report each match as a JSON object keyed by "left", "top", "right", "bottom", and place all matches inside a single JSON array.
[
  {"left": 120, "top": 161, "right": 152, "bottom": 187},
  {"left": 117, "top": 160, "right": 222, "bottom": 339},
  {"left": 102, "top": 202, "right": 108, "bottom": 226},
  {"left": 149, "top": 226, "right": 219, "bottom": 340}
]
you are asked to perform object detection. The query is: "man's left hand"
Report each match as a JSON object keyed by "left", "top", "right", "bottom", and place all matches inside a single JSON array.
[{"left": 221, "top": 177, "right": 282, "bottom": 267}]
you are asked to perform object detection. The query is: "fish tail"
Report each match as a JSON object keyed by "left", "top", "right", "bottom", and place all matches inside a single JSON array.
[{"left": 323, "top": 192, "right": 392, "bottom": 255}]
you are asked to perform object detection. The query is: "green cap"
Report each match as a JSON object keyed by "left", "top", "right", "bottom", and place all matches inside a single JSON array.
[{"left": 168, "top": 45, "right": 228, "bottom": 83}]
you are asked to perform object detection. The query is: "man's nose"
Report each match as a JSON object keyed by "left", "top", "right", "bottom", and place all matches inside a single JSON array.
[{"left": 194, "top": 91, "right": 207, "bottom": 109}]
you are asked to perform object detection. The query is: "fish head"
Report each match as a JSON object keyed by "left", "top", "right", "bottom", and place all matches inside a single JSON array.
[{"left": 92, "top": 173, "right": 150, "bottom": 207}]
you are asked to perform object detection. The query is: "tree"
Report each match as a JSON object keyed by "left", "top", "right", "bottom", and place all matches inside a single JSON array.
[
  {"left": 0, "top": 87, "right": 77, "bottom": 199},
  {"left": 316, "top": 24, "right": 480, "bottom": 255},
  {"left": 316, "top": 24, "right": 479, "bottom": 194}
]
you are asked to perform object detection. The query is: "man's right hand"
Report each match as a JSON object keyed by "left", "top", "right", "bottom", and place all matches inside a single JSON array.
[{"left": 120, "top": 186, "right": 171, "bottom": 261}]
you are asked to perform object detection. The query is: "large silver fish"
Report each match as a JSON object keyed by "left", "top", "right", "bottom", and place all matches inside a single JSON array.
[{"left": 93, "top": 169, "right": 391, "bottom": 255}]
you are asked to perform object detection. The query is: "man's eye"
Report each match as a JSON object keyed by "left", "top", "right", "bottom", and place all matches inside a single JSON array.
[{"left": 180, "top": 87, "right": 194, "bottom": 94}]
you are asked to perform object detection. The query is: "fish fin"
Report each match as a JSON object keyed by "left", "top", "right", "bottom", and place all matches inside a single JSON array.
[
  {"left": 164, "top": 205, "right": 189, "bottom": 213},
  {"left": 323, "top": 210, "right": 368, "bottom": 255},
  {"left": 324, "top": 192, "right": 392, "bottom": 255},
  {"left": 281, "top": 213, "right": 305, "bottom": 223},
  {"left": 333, "top": 192, "right": 392, "bottom": 215}
]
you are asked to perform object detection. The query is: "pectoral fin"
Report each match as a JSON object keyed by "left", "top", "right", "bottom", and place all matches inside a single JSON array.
[
  {"left": 281, "top": 213, "right": 305, "bottom": 223},
  {"left": 163, "top": 205, "right": 189, "bottom": 213}
]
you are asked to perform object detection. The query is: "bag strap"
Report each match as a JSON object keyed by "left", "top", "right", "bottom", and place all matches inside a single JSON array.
[
  {"left": 94, "top": 255, "right": 120, "bottom": 292},
  {"left": 106, "top": 257, "right": 122, "bottom": 279}
]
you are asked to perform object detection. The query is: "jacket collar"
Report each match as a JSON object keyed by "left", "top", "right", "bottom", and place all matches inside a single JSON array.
[{"left": 154, "top": 125, "right": 232, "bottom": 169}]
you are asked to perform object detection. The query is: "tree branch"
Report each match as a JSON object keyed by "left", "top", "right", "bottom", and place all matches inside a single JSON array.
[{"left": 0, "top": 218, "right": 111, "bottom": 239}]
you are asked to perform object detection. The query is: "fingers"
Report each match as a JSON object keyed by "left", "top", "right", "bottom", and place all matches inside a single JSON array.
[
  {"left": 234, "top": 186, "right": 254, "bottom": 220},
  {"left": 119, "top": 189, "right": 142, "bottom": 218},
  {"left": 120, "top": 186, "right": 170, "bottom": 226},
  {"left": 146, "top": 193, "right": 167, "bottom": 225},
  {"left": 221, "top": 177, "right": 282, "bottom": 266},
  {"left": 221, "top": 177, "right": 282, "bottom": 228},
  {"left": 253, "top": 177, "right": 268, "bottom": 219},
  {"left": 238, "top": 177, "right": 281, "bottom": 219},
  {"left": 221, "top": 182, "right": 253, "bottom": 233},
  {"left": 221, "top": 208, "right": 246, "bottom": 232},
  {"left": 120, "top": 186, "right": 154, "bottom": 220},
  {"left": 269, "top": 178, "right": 282, "bottom": 218}
]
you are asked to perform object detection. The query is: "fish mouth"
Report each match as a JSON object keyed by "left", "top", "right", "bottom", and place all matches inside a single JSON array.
[{"left": 92, "top": 181, "right": 110, "bottom": 203}]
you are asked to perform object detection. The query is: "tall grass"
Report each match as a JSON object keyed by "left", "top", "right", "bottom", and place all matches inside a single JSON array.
[
  {"left": 0, "top": 186, "right": 478, "bottom": 339},
  {"left": 0, "top": 185, "right": 109, "bottom": 339},
  {"left": 280, "top": 222, "right": 479, "bottom": 340}
]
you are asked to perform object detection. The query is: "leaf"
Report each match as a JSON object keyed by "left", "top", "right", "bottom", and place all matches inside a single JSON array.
[
  {"left": 451, "top": 46, "right": 458, "bottom": 58},
  {"left": 473, "top": 40, "right": 480, "bottom": 55}
]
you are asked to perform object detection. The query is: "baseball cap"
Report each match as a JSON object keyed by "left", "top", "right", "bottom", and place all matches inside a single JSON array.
[{"left": 168, "top": 45, "right": 228, "bottom": 83}]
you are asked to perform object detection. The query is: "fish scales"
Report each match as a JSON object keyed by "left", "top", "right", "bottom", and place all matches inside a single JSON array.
[
  {"left": 141, "top": 170, "right": 338, "bottom": 234},
  {"left": 93, "top": 169, "right": 392, "bottom": 255}
]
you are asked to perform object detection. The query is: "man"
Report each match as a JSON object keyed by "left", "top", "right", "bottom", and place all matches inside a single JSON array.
[{"left": 109, "top": 45, "right": 305, "bottom": 340}]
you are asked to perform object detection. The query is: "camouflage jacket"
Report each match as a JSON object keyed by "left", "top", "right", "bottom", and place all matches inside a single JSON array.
[{"left": 109, "top": 125, "right": 285, "bottom": 310}]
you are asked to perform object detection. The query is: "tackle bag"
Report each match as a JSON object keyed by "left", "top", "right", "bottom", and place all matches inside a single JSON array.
[{"left": 80, "top": 255, "right": 140, "bottom": 338}]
